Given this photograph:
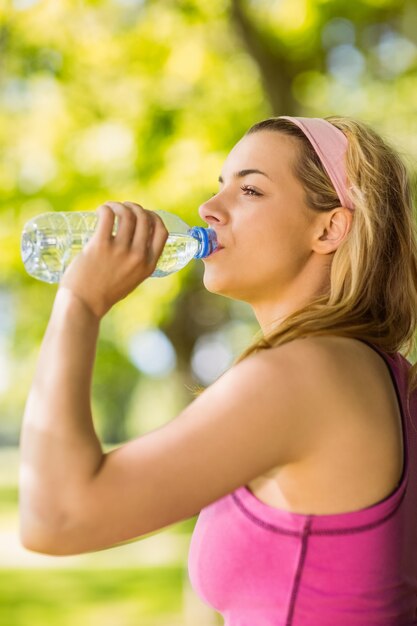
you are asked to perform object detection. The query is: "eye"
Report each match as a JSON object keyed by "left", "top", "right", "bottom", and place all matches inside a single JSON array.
[{"left": 240, "top": 185, "right": 261, "bottom": 197}]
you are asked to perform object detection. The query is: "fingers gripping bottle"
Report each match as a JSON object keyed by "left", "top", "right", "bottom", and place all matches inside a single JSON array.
[{"left": 21, "top": 210, "right": 219, "bottom": 283}]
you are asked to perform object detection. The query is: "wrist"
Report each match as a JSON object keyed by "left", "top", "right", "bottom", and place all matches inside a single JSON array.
[{"left": 54, "top": 287, "right": 103, "bottom": 325}]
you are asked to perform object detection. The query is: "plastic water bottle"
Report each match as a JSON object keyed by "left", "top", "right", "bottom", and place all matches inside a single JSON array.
[{"left": 21, "top": 209, "right": 219, "bottom": 283}]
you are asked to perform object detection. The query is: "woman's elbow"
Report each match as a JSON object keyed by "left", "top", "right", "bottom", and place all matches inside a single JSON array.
[
  {"left": 19, "top": 524, "right": 61, "bottom": 555},
  {"left": 19, "top": 529, "right": 85, "bottom": 556},
  {"left": 19, "top": 514, "right": 83, "bottom": 556}
]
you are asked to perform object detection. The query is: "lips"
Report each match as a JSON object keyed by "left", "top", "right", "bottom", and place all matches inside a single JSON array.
[
  {"left": 207, "top": 229, "right": 225, "bottom": 255},
  {"left": 205, "top": 245, "right": 224, "bottom": 258}
]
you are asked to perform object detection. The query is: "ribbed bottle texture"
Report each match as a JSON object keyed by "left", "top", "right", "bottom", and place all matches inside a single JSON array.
[{"left": 21, "top": 210, "right": 218, "bottom": 283}]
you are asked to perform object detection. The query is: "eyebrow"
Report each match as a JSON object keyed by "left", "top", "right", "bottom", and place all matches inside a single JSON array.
[{"left": 218, "top": 168, "right": 272, "bottom": 183}]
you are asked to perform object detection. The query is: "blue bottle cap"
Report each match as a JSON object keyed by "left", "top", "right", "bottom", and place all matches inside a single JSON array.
[{"left": 188, "top": 226, "right": 219, "bottom": 258}]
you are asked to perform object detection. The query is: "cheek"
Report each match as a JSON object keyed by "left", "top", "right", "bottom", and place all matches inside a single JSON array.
[
  {"left": 257, "top": 213, "right": 310, "bottom": 255},
  {"left": 245, "top": 220, "right": 288, "bottom": 262},
  {"left": 244, "top": 217, "right": 311, "bottom": 278}
]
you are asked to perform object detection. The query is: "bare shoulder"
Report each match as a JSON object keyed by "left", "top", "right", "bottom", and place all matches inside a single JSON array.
[
  {"left": 219, "top": 335, "right": 339, "bottom": 408},
  {"left": 217, "top": 334, "right": 354, "bottom": 445},
  {"left": 234, "top": 333, "right": 392, "bottom": 445},
  {"left": 271, "top": 334, "right": 402, "bottom": 436},
  {"left": 228, "top": 334, "right": 354, "bottom": 404},
  {"left": 260, "top": 334, "right": 396, "bottom": 428},
  {"left": 249, "top": 334, "right": 357, "bottom": 399}
]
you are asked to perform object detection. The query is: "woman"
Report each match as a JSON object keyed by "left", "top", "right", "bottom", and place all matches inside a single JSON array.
[{"left": 19, "top": 116, "right": 417, "bottom": 624}]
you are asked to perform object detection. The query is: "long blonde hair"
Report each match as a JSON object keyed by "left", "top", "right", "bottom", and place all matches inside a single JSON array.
[{"left": 194, "top": 116, "right": 417, "bottom": 409}]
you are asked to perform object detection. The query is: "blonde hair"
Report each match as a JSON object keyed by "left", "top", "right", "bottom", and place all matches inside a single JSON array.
[{"left": 193, "top": 116, "right": 417, "bottom": 412}]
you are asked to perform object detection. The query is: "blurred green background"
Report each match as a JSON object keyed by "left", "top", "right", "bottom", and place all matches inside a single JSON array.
[{"left": 1, "top": 0, "right": 417, "bottom": 624}]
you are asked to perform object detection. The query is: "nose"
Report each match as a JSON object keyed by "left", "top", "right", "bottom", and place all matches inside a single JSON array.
[{"left": 198, "top": 196, "right": 227, "bottom": 226}]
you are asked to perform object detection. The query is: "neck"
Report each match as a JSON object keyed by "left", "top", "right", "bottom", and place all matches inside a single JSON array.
[{"left": 251, "top": 256, "right": 332, "bottom": 337}]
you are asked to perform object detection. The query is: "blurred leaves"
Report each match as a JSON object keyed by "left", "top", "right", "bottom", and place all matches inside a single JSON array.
[
  {"left": 0, "top": 567, "right": 186, "bottom": 624},
  {"left": 1, "top": 0, "right": 417, "bottom": 444},
  {"left": 92, "top": 338, "right": 141, "bottom": 443}
]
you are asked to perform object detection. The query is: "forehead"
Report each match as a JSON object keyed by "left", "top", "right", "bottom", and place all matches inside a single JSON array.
[{"left": 223, "top": 131, "right": 300, "bottom": 181}]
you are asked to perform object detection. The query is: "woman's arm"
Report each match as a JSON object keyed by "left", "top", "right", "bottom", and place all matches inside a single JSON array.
[
  {"left": 21, "top": 334, "right": 324, "bottom": 556},
  {"left": 19, "top": 287, "right": 104, "bottom": 548},
  {"left": 19, "top": 201, "right": 169, "bottom": 551}
]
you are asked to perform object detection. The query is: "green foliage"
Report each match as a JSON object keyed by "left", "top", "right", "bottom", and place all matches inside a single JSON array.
[
  {"left": 0, "top": 567, "right": 185, "bottom": 625},
  {"left": 92, "top": 338, "right": 141, "bottom": 443},
  {"left": 0, "top": 485, "right": 18, "bottom": 513}
]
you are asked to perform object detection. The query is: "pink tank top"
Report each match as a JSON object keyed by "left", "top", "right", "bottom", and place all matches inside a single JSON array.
[{"left": 187, "top": 340, "right": 417, "bottom": 625}]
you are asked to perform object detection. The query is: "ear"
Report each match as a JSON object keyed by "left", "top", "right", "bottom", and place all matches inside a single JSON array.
[{"left": 313, "top": 207, "right": 353, "bottom": 254}]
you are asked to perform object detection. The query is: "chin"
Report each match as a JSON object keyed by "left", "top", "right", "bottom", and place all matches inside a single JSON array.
[
  {"left": 201, "top": 269, "right": 248, "bottom": 302},
  {"left": 202, "top": 268, "right": 230, "bottom": 295}
]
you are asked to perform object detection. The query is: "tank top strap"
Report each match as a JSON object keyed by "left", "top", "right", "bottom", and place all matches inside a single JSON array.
[
  {"left": 353, "top": 336, "right": 409, "bottom": 487},
  {"left": 353, "top": 337, "right": 390, "bottom": 356}
]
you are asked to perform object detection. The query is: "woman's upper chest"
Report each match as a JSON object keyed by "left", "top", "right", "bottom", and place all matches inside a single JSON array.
[{"left": 247, "top": 337, "right": 405, "bottom": 515}]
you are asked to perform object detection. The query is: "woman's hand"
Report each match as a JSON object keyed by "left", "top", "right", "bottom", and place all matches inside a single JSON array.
[{"left": 59, "top": 201, "right": 169, "bottom": 320}]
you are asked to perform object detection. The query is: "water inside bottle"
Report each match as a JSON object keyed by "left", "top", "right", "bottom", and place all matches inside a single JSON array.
[
  {"left": 21, "top": 226, "right": 95, "bottom": 284},
  {"left": 21, "top": 223, "right": 201, "bottom": 282},
  {"left": 151, "top": 233, "right": 200, "bottom": 277},
  {"left": 21, "top": 212, "right": 100, "bottom": 283}
]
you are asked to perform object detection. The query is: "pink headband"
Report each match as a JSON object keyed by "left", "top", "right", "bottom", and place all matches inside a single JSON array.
[{"left": 279, "top": 116, "right": 354, "bottom": 211}]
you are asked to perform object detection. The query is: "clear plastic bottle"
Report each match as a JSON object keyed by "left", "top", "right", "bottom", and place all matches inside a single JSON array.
[{"left": 21, "top": 209, "right": 219, "bottom": 283}]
